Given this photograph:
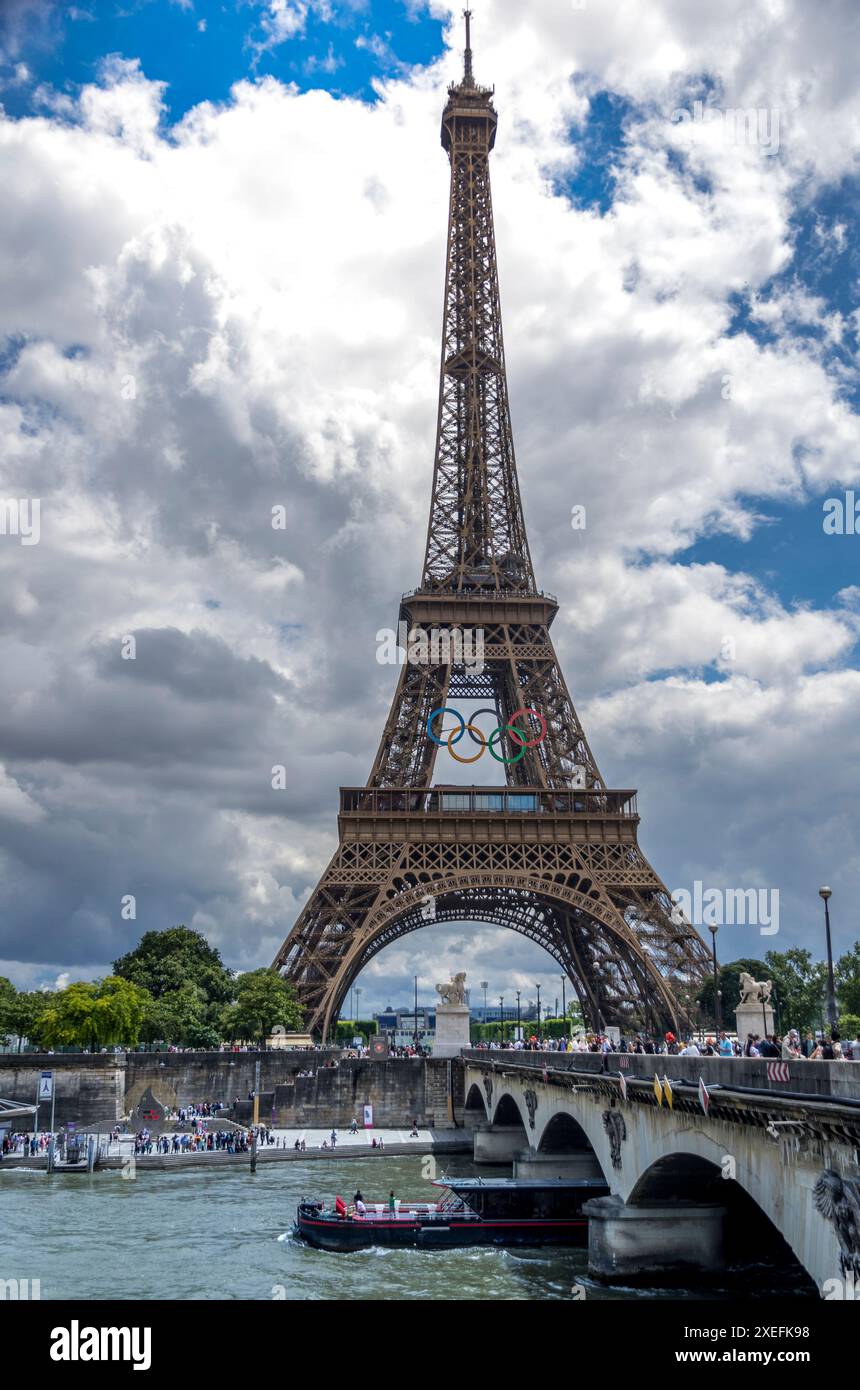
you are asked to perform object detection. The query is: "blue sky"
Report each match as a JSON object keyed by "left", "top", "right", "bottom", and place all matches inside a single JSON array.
[{"left": 1, "top": 0, "right": 446, "bottom": 119}]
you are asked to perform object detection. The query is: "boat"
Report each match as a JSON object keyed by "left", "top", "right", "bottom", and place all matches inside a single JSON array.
[{"left": 293, "top": 1176, "right": 610, "bottom": 1251}]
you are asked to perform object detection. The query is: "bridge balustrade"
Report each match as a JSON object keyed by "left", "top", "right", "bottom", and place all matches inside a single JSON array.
[{"left": 462, "top": 1048, "right": 860, "bottom": 1101}]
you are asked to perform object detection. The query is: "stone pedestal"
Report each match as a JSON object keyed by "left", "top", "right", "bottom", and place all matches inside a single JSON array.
[
  {"left": 584, "top": 1196, "right": 725, "bottom": 1284},
  {"left": 735, "top": 1001, "right": 774, "bottom": 1042},
  {"left": 432, "top": 1004, "right": 471, "bottom": 1058}
]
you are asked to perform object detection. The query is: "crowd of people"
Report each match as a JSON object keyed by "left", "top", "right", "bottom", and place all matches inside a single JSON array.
[
  {"left": 131, "top": 1124, "right": 280, "bottom": 1155},
  {"left": 1, "top": 1130, "right": 53, "bottom": 1157},
  {"left": 161, "top": 1101, "right": 229, "bottom": 1123},
  {"left": 471, "top": 1027, "right": 860, "bottom": 1059}
]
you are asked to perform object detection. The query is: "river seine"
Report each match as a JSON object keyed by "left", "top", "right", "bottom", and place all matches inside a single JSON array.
[{"left": 1, "top": 1154, "right": 807, "bottom": 1301}]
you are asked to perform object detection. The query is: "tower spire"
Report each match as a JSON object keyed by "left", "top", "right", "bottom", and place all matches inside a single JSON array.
[{"left": 463, "top": 8, "right": 474, "bottom": 87}]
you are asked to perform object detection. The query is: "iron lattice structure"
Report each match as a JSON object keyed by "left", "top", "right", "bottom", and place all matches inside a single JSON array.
[{"left": 273, "top": 15, "right": 711, "bottom": 1038}]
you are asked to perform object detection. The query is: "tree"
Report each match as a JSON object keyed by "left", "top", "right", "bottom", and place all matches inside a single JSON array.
[
  {"left": 836, "top": 942, "right": 860, "bottom": 1018},
  {"left": 0, "top": 976, "right": 15, "bottom": 1042},
  {"left": 113, "top": 927, "right": 233, "bottom": 1005},
  {"left": 222, "top": 970, "right": 303, "bottom": 1047},
  {"left": 35, "top": 977, "right": 150, "bottom": 1050},
  {"left": 139, "top": 982, "right": 224, "bottom": 1049},
  {"left": 839, "top": 1012, "right": 860, "bottom": 1043},
  {"left": 764, "top": 949, "right": 827, "bottom": 1034},
  {"left": 114, "top": 926, "right": 234, "bottom": 1046},
  {"left": 696, "top": 958, "right": 770, "bottom": 1024},
  {"left": 8, "top": 990, "right": 53, "bottom": 1052}
]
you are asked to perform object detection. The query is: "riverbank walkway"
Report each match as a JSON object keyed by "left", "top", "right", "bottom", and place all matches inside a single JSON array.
[{"left": 0, "top": 1127, "right": 471, "bottom": 1171}]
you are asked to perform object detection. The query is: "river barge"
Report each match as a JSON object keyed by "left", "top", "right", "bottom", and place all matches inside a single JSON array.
[{"left": 294, "top": 1176, "right": 610, "bottom": 1251}]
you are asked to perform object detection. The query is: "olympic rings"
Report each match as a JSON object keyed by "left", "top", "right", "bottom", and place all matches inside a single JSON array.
[{"left": 427, "top": 706, "right": 546, "bottom": 763}]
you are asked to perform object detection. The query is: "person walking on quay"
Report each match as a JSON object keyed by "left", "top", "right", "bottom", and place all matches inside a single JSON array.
[
  {"left": 388, "top": 1190, "right": 396, "bottom": 1216},
  {"left": 350, "top": 1117, "right": 358, "bottom": 1135},
  {"left": 330, "top": 1129, "right": 337, "bottom": 1149}
]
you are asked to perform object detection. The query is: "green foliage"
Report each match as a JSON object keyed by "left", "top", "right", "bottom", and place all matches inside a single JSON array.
[
  {"left": 0, "top": 976, "right": 15, "bottom": 1040},
  {"left": 221, "top": 970, "right": 303, "bottom": 1046},
  {"left": 114, "top": 926, "right": 235, "bottom": 1046},
  {"left": 471, "top": 1017, "right": 578, "bottom": 1042},
  {"left": 836, "top": 942, "right": 860, "bottom": 1018},
  {"left": 765, "top": 949, "right": 827, "bottom": 1033},
  {"left": 139, "top": 983, "right": 217, "bottom": 1048},
  {"left": 34, "top": 977, "right": 150, "bottom": 1049},
  {"left": 334, "top": 1019, "right": 377, "bottom": 1044},
  {"left": 7, "top": 990, "right": 53, "bottom": 1051},
  {"left": 837, "top": 1012, "right": 860, "bottom": 1041},
  {"left": 113, "top": 926, "right": 233, "bottom": 1005},
  {"left": 696, "top": 958, "right": 770, "bottom": 1022}
]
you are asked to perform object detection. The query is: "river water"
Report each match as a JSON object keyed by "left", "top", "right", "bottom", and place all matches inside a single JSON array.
[{"left": 0, "top": 1154, "right": 809, "bottom": 1302}]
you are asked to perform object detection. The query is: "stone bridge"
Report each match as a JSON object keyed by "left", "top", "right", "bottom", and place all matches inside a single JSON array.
[{"left": 463, "top": 1049, "right": 860, "bottom": 1294}]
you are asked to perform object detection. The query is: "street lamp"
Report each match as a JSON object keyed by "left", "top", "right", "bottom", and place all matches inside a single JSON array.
[
  {"left": 499, "top": 995, "right": 504, "bottom": 1045},
  {"left": 481, "top": 980, "right": 488, "bottom": 1021},
  {"left": 536, "top": 984, "right": 542, "bottom": 1040},
  {"left": 354, "top": 987, "right": 361, "bottom": 1037},
  {"left": 819, "top": 887, "right": 838, "bottom": 1031},
  {"left": 413, "top": 975, "right": 419, "bottom": 1048},
  {"left": 560, "top": 975, "right": 567, "bottom": 1031},
  {"left": 708, "top": 924, "right": 721, "bottom": 1033},
  {"left": 516, "top": 990, "right": 521, "bottom": 1042}
]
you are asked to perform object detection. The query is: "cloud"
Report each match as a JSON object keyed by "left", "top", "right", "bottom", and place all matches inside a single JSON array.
[{"left": 0, "top": 0, "right": 858, "bottom": 1011}]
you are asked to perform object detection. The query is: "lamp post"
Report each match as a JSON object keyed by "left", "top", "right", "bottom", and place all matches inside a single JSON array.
[
  {"left": 481, "top": 979, "right": 488, "bottom": 1022},
  {"left": 515, "top": 990, "right": 521, "bottom": 1042},
  {"left": 499, "top": 995, "right": 504, "bottom": 1045},
  {"left": 708, "top": 924, "right": 721, "bottom": 1033},
  {"left": 413, "top": 975, "right": 418, "bottom": 1048},
  {"left": 819, "top": 887, "right": 838, "bottom": 1032},
  {"left": 536, "top": 984, "right": 542, "bottom": 1040},
  {"left": 354, "top": 987, "right": 362, "bottom": 1044},
  {"left": 560, "top": 975, "right": 567, "bottom": 1031}
]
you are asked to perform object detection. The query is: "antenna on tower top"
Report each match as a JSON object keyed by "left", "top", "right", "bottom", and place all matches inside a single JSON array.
[{"left": 463, "top": 8, "right": 474, "bottom": 87}]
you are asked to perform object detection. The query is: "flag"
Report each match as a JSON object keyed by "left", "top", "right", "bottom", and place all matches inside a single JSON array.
[
  {"left": 698, "top": 1075, "right": 710, "bottom": 1116},
  {"left": 653, "top": 1074, "right": 663, "bottom": 1106},
  {"left": 619, "top": 1071, "right": 627, "bottom": 1103},
  {"left": 663, "top": 1075, "right": 673, "bottom": 1110}
]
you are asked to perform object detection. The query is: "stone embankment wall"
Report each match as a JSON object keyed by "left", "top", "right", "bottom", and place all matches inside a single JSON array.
[
  {"left": 0, "top": 1052, "right": 466, "bottom": 1129},
  {"left": 232, "top": 1058, "right": 465, "bottom": 1130}
]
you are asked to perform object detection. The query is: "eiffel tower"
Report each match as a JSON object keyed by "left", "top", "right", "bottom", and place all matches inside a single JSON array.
[{"left": 273, "top": 13, "right": 711, "bottom": 1039}]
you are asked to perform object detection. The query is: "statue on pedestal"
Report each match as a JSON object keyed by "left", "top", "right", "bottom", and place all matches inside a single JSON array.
[
  {"left": 436, "top": 972, "right": 467, "bottom": 1008},
  {"left": 735, "top": 972, "right": 775, "bottom": 1043},
  {"left": 738, "top": 972, "right": 773, "bottom": 1006},
  {"left": 433, "top": 971, "right": 469, "bottom": 1060}
]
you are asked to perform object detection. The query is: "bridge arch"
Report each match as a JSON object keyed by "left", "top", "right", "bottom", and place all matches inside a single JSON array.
[
  {"left": 464, "top": 1083, "right": 488, "bottom": 1125},
  {"left": 315, "top": 876, "right": 685, "bottom": 1039},
  {"left": 537, "top": 1110, "right": 593, "bottom": 1155},
  {"left": 492, "top": 1091, "right": 529, "bottom": 1131},
  {"left": 628, "top": 1150, "right": 817, "bottom": 1291}
]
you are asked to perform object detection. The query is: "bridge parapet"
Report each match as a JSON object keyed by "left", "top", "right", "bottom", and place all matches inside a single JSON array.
[{"left": 462, "top": 1048, "right": 860, "bottom": 1101}]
